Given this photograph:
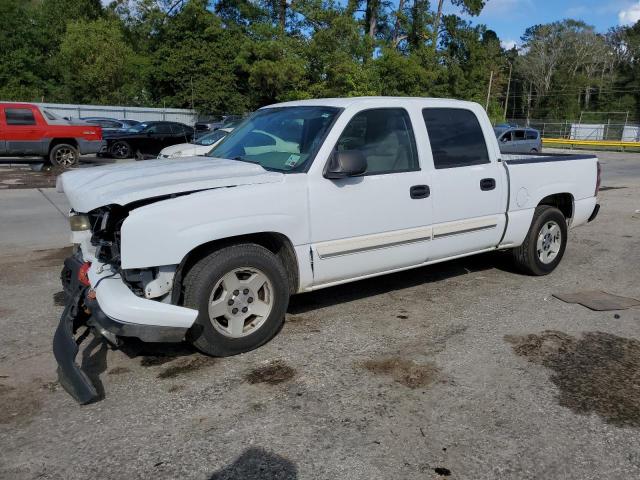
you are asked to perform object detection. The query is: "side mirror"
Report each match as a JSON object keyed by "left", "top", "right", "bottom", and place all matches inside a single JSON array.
[{"left": 325, "top": 150, "right": 367, "bottom": 179}]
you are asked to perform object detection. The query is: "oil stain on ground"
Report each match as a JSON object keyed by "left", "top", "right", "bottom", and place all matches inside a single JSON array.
[
  {"left": 506, "top": 330, "right": 640, "bottom": 427},
  {"left": 34, "top": 246, "right": 73, "bottom": 267},
  {"left": 0, "top": 384, "right": 42, "bottom": 425},
  {"left": 108, "top": 366, "right": 131, "bottom": 375},
  {"left": 53, "top": 291, "right": 66, "bottom": 306},
  {"left": 157, "top": 356, "right": 216, "bottom": 379},
  {"left": 362, "top": 357, "right": 439, "bottom": 389},
  {"left": 140, "top": 356, "right": 175, "bottom": 367},
  {"left": 245, "top": 360, "right": 296, "bottom": 385}
]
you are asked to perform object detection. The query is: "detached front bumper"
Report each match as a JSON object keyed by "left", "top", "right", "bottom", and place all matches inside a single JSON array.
[{"left": 53, "top": 254, "right": 198, "bottom": 404}]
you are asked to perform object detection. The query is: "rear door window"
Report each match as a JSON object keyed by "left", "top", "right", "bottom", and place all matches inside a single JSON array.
[
  {"left": 513, "top": 130, "right": 526, "bottom": 141},
  {"left": 149, "top": 123, "right": 172, "bottom": 134},
  {"left": 422, "top": 108, "right": 490, "bottom": 169},
  {"left": 5, "top": 108, "right": 36, "bottom": 126}
]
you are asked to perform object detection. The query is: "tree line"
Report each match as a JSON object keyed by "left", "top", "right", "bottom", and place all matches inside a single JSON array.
[{"left": 1, "top": 0, "right": 639, "bottom": 122}]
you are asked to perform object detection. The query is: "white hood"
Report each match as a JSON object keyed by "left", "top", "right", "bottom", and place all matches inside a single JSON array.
[
  {"left": 158, "top": 143, "right": 212, "bottom": 158},
  {"left": 58, "top": 157, "right": 283, "bottom": 212}
]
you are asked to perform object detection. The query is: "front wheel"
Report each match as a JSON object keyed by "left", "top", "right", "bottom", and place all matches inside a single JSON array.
[
  {"left": 183, "top": 244, "right": 290, "bottom": 356},
  {"left": 512, "top": 205, "right": 568, "bottom": 276}
]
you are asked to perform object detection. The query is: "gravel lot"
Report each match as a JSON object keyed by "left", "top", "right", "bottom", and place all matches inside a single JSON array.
[{"left": 1, "top": 151, "right": 639, "bottom": 480}]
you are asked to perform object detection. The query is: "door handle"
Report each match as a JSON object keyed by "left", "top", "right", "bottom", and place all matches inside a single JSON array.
[
  {"left": 410, "top": 185, "right": 430, "bottom": 199},
  {"left": 480, "top": 178, "right": 496, "bottom": 191}
]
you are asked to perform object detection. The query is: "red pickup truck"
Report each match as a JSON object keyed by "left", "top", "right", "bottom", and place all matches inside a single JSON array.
[{"left": 0, "top": 103, "right": 103, "bottom": 167}]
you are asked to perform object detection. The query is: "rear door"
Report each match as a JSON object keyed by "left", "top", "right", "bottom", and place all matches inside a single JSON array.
[
  {"left": 421, "top": 107, "right": 507, "bottom": 259},
  {"left": 512, "top": 129, "right": 528, "bottom": 152},
  {"left": 146, "top": 123, "right": 174, "bottom": 153},
  {"left": 3, "top": 107, "right": 42, "bottom": 155},
  {"left": 308, "top": 107, "right": 433, "bottom": 286}
]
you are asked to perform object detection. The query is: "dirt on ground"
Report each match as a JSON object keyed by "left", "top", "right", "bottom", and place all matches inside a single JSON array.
[
  {"left": 0, "top": 166, "right": 60, "bottom": 189},
  {"left": 506, "top": 330, "right": 640, "bottom": 427}
]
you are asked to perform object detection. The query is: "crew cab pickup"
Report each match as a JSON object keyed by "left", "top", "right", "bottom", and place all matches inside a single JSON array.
[
  {"left": 54, "top": 97, "right": 600, "bottom": 403},
  {"left": 0, "top": 103, "right": 103, "bottom": 166}
]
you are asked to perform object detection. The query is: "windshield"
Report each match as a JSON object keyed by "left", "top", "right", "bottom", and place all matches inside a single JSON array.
[
  {"left": 196, "top": 129, "right": 228, "bottom": 146},
  {"left": 207, "top": 106, "right": 340, "bottom": 172}
]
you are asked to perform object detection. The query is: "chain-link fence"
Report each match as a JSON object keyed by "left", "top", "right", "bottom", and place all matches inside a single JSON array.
[{"left": 505, "top": 118, "right": 640, "bottom": 143}]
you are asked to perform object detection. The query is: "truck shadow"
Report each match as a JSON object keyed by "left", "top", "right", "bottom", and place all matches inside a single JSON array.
[
  {"left": 288, "top": 250, "right": 517, "bottom": 315},
  {"left": 207, "top": 447, "right": 297, "bottom": 480}
]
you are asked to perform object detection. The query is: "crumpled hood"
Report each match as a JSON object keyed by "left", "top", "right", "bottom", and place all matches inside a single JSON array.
[{"left": 57, "top": 157, "right": 283, "bottom": 212}]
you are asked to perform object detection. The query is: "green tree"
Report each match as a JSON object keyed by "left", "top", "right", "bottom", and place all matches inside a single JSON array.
[{"left": 54, "top": 18, "right": 148, "bottom": 104}]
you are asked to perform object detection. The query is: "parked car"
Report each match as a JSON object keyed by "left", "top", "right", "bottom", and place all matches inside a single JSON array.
[
  {"left": 0, "top": 102, "right": 103, "bottom": 167},
  {"left": 55, "top": 97, "right": 600, "bottom": 403},
  {"left": 158, "top": 128, "right": 232, "bottom": 159},
  {"left": 80, "top": 117, "right": 140, "bottom": 133},
  {"left": 102, "top": 121, "right": 195, "bottom": 158},
  {"left": 195, "top": 115, "right": 244, "bottom": 134},
  {"left": 495, "top": 126, "right": 542, "bottom": 153}
]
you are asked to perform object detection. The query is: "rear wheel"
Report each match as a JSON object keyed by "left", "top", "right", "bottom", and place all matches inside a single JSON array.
[
  {"left": 49, "top": 143, "right": 79, "bottom": 167},
  {"left": 110, "top": 141, "right": 131, "bottom": 159},
  {"left": 512, "top": 205, "right": 567, "bottom": 275},
  {"left": 184, "top": 244, "right": 289, "bottom": 356}
]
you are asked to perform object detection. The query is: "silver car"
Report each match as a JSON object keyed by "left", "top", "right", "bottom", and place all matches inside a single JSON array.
[{"left": 495, "top": 127, "right": 542, "bottom": 153}]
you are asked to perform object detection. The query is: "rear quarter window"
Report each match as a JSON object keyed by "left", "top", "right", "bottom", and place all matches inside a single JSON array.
[
  {"left": 5, "top": 108, "right": 36, "bottom": 126},
  {"left": 422, "top": 108, "right": 490, "bottom": 169}
]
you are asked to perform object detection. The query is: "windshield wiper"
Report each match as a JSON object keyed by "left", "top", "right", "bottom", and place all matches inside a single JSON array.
[{"left": 231, "top": 156, "right": 259, "bottom": 164}]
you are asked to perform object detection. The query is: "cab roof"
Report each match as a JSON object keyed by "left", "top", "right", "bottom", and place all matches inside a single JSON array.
[{"left": 263, "top": 96, "right": 480, "bottom": 110}]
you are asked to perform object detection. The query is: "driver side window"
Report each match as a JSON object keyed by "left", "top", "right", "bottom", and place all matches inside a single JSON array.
[{"left": 336, "top": 108, "right": 419, "bottom": 175}]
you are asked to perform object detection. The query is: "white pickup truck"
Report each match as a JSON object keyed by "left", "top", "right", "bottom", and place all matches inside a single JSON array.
[{"left": 54, "top": 97, "right": 600, "bottom": 403}]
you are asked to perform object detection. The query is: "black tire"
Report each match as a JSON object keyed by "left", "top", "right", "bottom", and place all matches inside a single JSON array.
[
  {"left": 49, "top": 143, "right": 79, "bottom": 167},
  {"left": 530, "top": 148, "right": 538, "bottom": 153},
  {"left": 110, "top": 141, "right": 131, "bottom": 159},
  {"left": 183, "top": 244, "right": 289, "bottom": 356},
  {"left": 512, "top": 205, "right": 568, "bottom": 276}
]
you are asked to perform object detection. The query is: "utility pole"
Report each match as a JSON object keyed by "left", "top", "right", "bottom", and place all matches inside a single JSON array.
[
  {"left": 526, "top": 81, "right": 532, "bottom": 125},
  {"left": 503, "top": 63, "right": 512, "bottom": 121},
  {"left": 485, "top": 70, "right": 494, "bottom": 112}
]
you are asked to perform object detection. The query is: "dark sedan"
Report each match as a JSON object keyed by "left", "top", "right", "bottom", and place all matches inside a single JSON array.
[
  {"left": 80, "top": 117, "right": 140, "bottom": 132},
  {"left": 102, "top": 121, "right": 195, "bottom": 159}
]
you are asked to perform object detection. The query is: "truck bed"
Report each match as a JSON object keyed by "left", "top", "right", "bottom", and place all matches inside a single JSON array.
[{"left": 498, "top": 151, "right": 599, "bottom": 248}]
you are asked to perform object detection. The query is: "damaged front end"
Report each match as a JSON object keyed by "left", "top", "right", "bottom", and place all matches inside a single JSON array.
[
  {"left": 53, "top": 255, "right": 98, "bottom": 404},
  {"left": 54, "top": 205, "right": 199, "bottom": 404}
]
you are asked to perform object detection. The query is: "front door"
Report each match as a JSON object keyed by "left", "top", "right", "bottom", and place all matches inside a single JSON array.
[
  {"left": 421, "top": 107, "right": 506, "bottom": 260},
  {"left": 308, "top": 108, "right": 433, "bottom": 286},
  {"left": 2, "top": 107, "right": 41, "bottom": 155}
]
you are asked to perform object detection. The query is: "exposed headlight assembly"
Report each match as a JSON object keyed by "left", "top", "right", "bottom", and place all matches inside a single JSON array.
[{"left": 69, "top": 214, "right": 91, "bottom": 231}]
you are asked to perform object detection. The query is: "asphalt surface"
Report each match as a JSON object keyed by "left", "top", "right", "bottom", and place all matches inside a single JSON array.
[{"left": 1, "top": 151, "right": 639, "bottom": 480}]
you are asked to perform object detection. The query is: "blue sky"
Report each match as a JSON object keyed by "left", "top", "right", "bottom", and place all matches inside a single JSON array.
[{"left": 451, "top": 0, "right": 640, "bottom": 48}]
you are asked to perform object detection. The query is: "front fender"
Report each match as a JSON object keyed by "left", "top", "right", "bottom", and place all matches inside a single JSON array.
[{"left": 119, "top": 178, "right": 309, "bottom": 269}]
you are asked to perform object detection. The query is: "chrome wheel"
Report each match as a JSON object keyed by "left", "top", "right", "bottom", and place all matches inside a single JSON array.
[
  {"left": 537, "top": 220, "right": 562, "bottom": 264},
  {"left": 207, "top": 267, "right": 273, "bottom": 338},
  {"left": 54, "top": 147, "right": 77, "bottom": 166}
]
